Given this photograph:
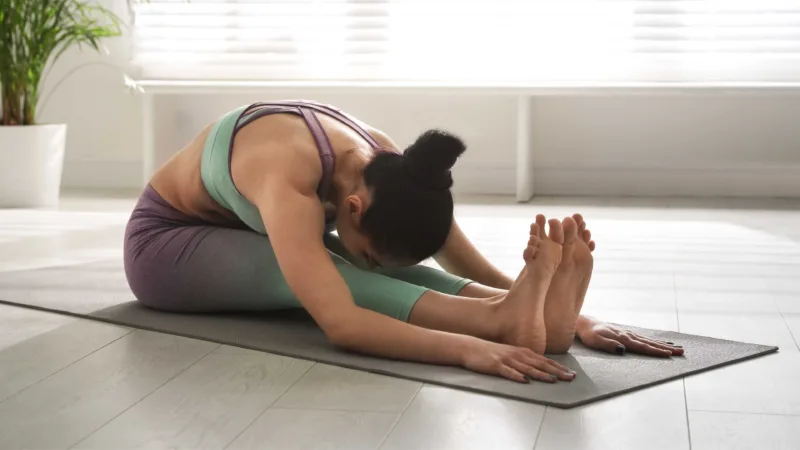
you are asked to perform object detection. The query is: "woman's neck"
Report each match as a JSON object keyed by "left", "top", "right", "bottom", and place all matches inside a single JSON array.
[{"left": 330, "top": 148, "right": 370, "bottom": 204}]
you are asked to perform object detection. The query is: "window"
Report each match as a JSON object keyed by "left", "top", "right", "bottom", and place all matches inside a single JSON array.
[{"left": 131, "top": 0, "right": 800, "bottom": 83}]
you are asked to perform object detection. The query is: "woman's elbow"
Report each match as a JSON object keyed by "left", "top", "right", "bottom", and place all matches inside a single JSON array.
[
  {"left": 324, "top": 324, "right": 359, "bottom": 349},
  {"left": 319, "top": 315, "right": 362, "bottom": 349}
]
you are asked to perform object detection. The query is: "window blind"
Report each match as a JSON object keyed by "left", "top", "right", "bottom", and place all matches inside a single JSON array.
[{"left": 131, "top": 0, "right": 800, "bottom": 83}]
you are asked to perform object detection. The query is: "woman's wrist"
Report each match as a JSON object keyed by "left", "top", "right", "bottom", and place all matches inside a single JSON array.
[
  {"left": 452, "top": 334, "right": 481, "bottom": 366},
  {"left": 575, "top": 315, "right": 596, "bottom": 337}
]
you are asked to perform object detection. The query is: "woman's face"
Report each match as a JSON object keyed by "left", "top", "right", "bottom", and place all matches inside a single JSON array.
[{"left": 334, "top": 185, "right": 418, "bottom": 270}]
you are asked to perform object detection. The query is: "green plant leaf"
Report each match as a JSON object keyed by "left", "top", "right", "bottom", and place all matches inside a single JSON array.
[{"left": 1, "top": 0, "right": 124, "bottom": 125}]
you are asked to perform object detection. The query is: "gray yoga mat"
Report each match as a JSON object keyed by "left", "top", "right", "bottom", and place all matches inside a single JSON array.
[{"left": 0, "top": 260, "right": 779, "bottom": 409}]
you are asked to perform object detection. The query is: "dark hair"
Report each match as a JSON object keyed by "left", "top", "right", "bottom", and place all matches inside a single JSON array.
[{"left": 361, "top": 129, "right": 466, "bottom": 263}]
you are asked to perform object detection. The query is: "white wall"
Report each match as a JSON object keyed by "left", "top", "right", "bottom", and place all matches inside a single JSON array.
[
  {"left": 530, "top": 96, "right": 800, "bottom": 197},
  {"left": 49, "top": 1, "right": 800, "bottom": 197}
]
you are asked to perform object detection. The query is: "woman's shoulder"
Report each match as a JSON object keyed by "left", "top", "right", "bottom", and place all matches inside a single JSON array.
[{"left": 231, "top": 117, "right": 324, "bottom": 197}]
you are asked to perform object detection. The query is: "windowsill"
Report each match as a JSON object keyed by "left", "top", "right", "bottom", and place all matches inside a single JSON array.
[{"left": 136, "top": 79, "right": 800, "bottom": 95}]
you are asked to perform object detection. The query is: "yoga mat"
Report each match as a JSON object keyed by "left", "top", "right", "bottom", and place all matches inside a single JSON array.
[{"left": 0, "top": 260, "right": 779, "bottom": 409}]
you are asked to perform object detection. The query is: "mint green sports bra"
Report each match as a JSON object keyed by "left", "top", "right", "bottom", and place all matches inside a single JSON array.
[{"left": 200, "top": 100, "right": 381, "bottom": 234}]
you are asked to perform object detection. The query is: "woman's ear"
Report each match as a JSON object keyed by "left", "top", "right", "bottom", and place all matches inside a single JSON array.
[{"left": 345, "top": 194, "right": 364, "bottom": 225}]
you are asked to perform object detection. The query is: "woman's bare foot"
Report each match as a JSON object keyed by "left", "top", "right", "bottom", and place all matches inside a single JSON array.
[
  {"left": 496, "top": 219, "right": 563, "bottom": 355},
  {"left": 542, "top": 214, "right": 595, "bottom": 354}
]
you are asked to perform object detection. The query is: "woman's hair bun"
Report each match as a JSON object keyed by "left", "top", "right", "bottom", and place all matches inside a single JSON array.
[{"left": 402, "top": 129, "right": 466, "bottom": 191}]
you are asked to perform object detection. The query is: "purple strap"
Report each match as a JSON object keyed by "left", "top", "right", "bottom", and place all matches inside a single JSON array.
[
  {"left": 264, "top": 100, "right": 382, "bottom": 150},
  {"left": 230, "top": 102, "right": 335, "bottom": 201},
  {"left": 298, "top": 108, "right": 336, "bottom": 201},
  {"left": 230, "top": 100, "right": 384, "bottom": 203}
]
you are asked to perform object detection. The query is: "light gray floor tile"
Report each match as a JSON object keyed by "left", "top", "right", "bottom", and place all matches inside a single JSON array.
[
  {"left": 774, "top": 293, "right": 800, "bottom": 314},
  {"left": 676, "top": 290, "right": 780, "bottom": 313},
  {"left": 75, "top": 346, "right": 313, "bottom": 450},
  {"left": 589, "top": 273, "right": 675, "bottom": 289},
  {"left": 782, "top": 313, "right": 800, "bottom": 350},
  {"left": 674, "top": 274, "right": 768, "bottom": 293},
  {"left": 678, "top": 311, "right": 797, "bottom": 351},
  {"left": 381, "top": 385, "right": 544, "bottom": 450},
  {"left": 0, "top": 303, "right": 74, "bottom": 350},
  {"left": 672, "top": 262, "right": 800, "bottom": 278},
  {"left": 582, "top": 288, "right": 676, "bottom": 312},
  {"left": 0, "top": 330, "right": 217, "bottom": 449},
  {"left": 534, "top": 381, "right": 689, "bottom": 450},
  {"left": 0, "top": 317, "right": 131, "bottom": 402},
  {"left": 580, "top": 309, "right": 680, "bottom": 332},
  {"left": 689, "top": 411, "right": 800, "bottom": 450},
  {"left": 685, "top": 351, "right": 800, "bottom": 415},
  {"left": 274, "top": 364, "right": 421, "bottom": 412},
  {"left": 764, "top": 277, "right": 800, "bottom": 294},
  {"left": 226, "top": 409, "right": 398, "bottom": 450}
]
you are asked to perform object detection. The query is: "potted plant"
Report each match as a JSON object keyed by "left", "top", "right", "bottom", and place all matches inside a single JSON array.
[{"left": 0, "top": 0, "right": 123, "bottom": 207}]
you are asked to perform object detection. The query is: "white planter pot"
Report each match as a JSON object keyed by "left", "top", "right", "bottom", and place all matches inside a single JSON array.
[{"left": 0, "top": 124, "right": 67, "bottom": 208}]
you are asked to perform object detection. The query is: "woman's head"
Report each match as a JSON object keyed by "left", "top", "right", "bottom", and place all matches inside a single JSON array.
[{"left": 335, "top": 129, "right": 466, "bottom": 268}]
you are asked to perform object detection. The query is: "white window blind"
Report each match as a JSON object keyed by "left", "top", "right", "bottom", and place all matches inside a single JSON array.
[{"left": 131, "top": 0, "right": 800, "bottom": 83}]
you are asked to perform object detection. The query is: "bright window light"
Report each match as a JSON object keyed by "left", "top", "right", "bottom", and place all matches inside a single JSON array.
[{"left": 131, "top": 0, "right": 800, "bottom": 82}]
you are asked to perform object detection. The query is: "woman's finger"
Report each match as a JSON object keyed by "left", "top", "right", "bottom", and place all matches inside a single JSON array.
[
  {"left": 631, "top": 333, "right": 676, "bottom": 346},
  {"left": 498, "top": 364, "right": 529, "bottom": 383},
  {"left": 587, "top": 334, "right": 627, "bottom": 355},
  {"left": 528, "top": 353, "right": 573, "bottom": 374},
  {"left": 620, "top": 336, "right": 673, "bottom": 357},
  {"left": 633, "top": 335, "right": 675, "bottom": 349},
  {"left": 632, "top": 333, "right": 683, "bottom": 356},
  {"left": 631, "top": 334, "right": 685, "bottom": 355},
  {"left": 508, "top": 360, "right": 558, "bottom": 383},
  {"left": 523, "top": 356, "right": 575, "bottom": 381},
  {"left": 545, "top": 361, "right": 577, "bottom": 380}
]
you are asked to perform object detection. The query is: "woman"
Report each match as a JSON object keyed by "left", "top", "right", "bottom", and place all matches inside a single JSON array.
[{"left": 124, "top": 100, "right": 683, "bottom": 384}]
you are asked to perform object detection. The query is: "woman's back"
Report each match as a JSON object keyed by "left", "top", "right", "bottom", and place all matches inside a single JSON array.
[{"left": 149, "top": 103, "right": 391, "bottom": 229}]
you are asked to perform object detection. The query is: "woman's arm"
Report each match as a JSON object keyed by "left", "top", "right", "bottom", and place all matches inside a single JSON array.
[
  {"left": 434, "top": 221, "right": 514, "bottom": 290},
  {"left": 257, "top": 178, "right": 464, "bottom": 362},
  {"left": 253, "top": 169, "right": 570, "bottom": 382}
]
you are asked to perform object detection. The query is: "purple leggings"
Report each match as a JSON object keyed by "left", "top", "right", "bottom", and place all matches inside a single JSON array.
[{"left": 123, "top": 185, "right": 470, "bottom": 319}]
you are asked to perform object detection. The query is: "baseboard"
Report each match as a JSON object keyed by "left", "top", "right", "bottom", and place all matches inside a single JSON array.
[
  {"left": 62, "top": 159, "right": 143, "bottom": 190},
  {"left": 534, "top": 165, "right": 800, "bottom": 197}
]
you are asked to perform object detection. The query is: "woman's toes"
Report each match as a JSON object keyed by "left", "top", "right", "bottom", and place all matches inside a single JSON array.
[
  {"left": 536, "top": 214, "right": 547, "bottom": 235},
  {"left": 562, "top": 217, "right": 578, "bottom": 243},
  {"left": 528, "top": 235, "right": 540, "bottom": 247},
  {"left": 547, "top": 218, "right": 565, "bottom": 244},
  {"left": 523, "top": 243, "right": 537, "bottom": 262},
  {"left": 589, "top": 241, "right": 596, "bottom": 251},
  {"left": 530, "top": 223, "right": 540, "bottom": 238},
  {"left": 582, "top": 229, "right": 592, "bottom": 244},
  {"left": 572, "top": 213, "right": 584, "bottom": 229}
]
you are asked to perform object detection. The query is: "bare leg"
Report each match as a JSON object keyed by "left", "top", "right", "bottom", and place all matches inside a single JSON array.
[
  {"left": 409, "top": 220, "right": 563, "bottom": 354},
  {"left": 406, "top": 291, "right": 506, "bottom": 342}
]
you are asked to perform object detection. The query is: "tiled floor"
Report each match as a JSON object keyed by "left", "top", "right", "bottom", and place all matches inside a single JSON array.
[{"left": 0, "top": 192, "right": 799, "bottom": 450}]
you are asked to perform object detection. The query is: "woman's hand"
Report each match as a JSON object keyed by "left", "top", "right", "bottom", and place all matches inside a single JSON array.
[
  {"left": 461, "top": 338, "right": 577, "bottom": 383},
  {"left": 577, "top": 316, "right": 684, "bottom": 357}
]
